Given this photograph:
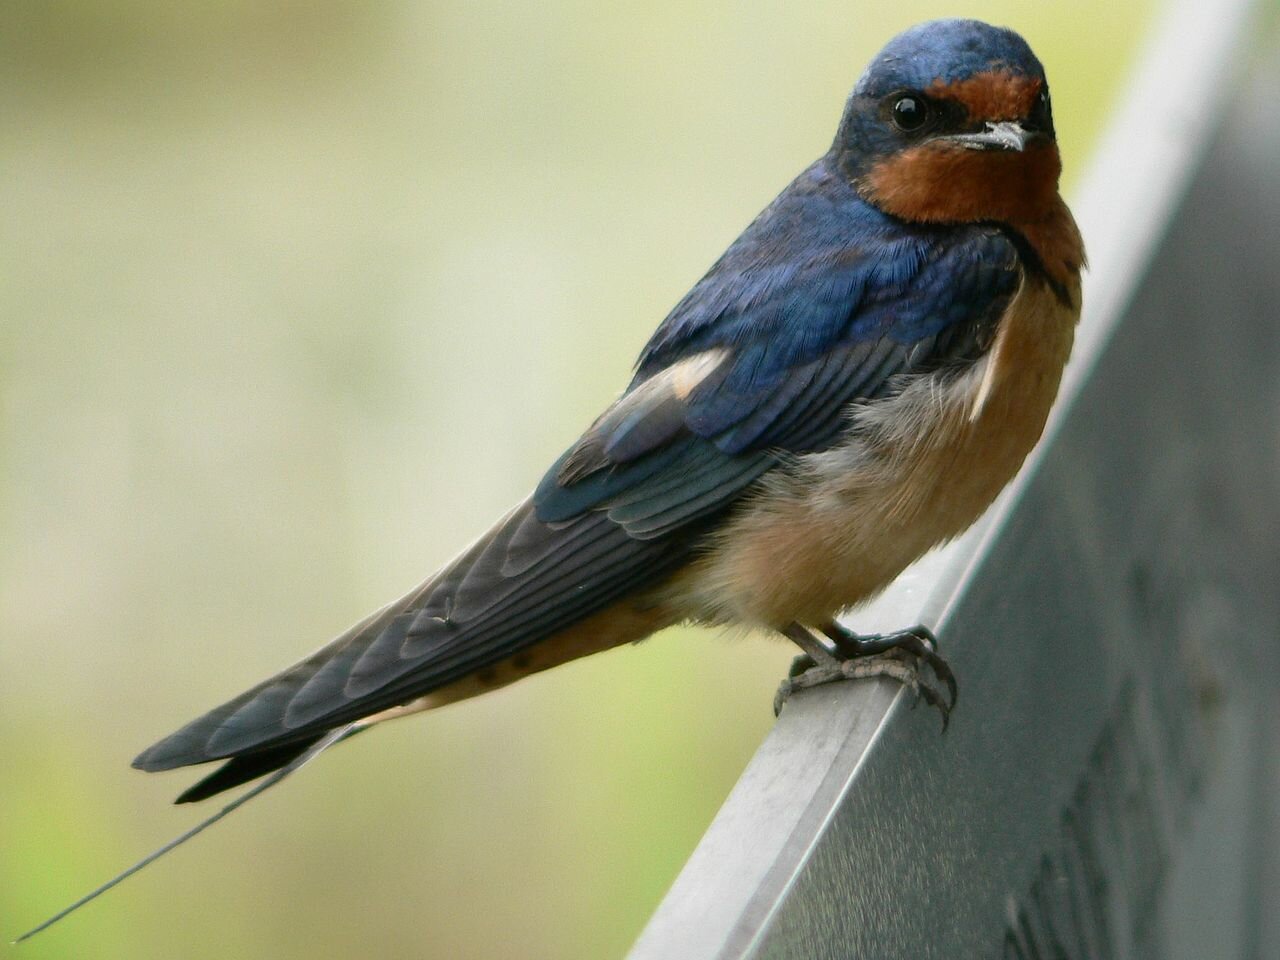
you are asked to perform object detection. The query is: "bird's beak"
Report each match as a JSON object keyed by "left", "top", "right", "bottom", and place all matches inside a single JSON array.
[{"left": 943, "top": 121, "right": 1036, "bottom": 152}]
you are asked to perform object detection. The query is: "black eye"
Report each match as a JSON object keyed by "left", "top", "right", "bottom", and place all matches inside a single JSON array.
[
  {"left": 1031, "top": 88, "right": 1053, "bottom": 132},
  {"left": 891, "top": 95, "right": 930, "bottom": 132}
]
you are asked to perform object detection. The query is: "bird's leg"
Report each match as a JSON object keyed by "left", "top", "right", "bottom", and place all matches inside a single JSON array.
[{"left": 774, "top": 621, "right": 956, "bottom": 730}]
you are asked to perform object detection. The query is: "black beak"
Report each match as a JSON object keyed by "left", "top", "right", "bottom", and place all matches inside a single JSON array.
[{"left": 944, "top": 121, "right": 1035, "bottom": 152}]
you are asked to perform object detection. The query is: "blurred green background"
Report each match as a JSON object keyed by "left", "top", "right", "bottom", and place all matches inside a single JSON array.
[{"left": 2, "top": 1, "right": 1152, "bottom": 957}]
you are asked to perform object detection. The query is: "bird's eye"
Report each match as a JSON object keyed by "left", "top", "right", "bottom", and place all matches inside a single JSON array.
[
  {"left": 1030, "top": 88, "right": 1053, "bottom": 132},
  {"left": 891, "top": 95, "right": 930, "bottom": 132}
]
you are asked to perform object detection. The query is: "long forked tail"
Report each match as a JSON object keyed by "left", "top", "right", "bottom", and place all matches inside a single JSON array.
[
  {"left": 12, "top": 722, "right": 364, "bottom": 945},
  {"left": 171, "top": 731, "right": 356, "bottom": 804}
]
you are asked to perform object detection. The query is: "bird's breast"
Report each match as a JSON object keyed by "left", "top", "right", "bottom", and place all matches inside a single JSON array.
[{"left": 664, "top": 271, "right": 1079, "bottom": 629}]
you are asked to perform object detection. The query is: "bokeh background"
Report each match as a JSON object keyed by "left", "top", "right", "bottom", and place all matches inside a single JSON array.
[{"left": 2, "top": 1, "right": 1153, "bottom": 957}]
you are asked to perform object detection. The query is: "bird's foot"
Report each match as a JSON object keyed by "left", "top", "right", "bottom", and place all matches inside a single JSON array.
[
  {"left": 822, "top": 621, "right": 957, "bottom": 713},
  {"left": 774, "top": 622, "right": 956, "bottom": 730}
]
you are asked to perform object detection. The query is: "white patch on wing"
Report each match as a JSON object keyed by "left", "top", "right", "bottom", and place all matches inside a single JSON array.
[
  {"left": 556, "top": 347, "right": 731, "bottom": 484},
  {"left": 588, "top": 348, "right": 729, "bottom": 441},
  {"left": 666, "top": 347, "right": 730, "bottom": 399},
  {"left": 622, "top": 348, "right": 732, "bottom": 407}
]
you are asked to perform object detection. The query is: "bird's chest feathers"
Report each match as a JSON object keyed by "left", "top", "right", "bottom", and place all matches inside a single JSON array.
[
  {"left": 682, "top": 274, "right": 1077, "bottom": 627},
  {"left": 838, "top": 274, "right": 1076, "bottom": 534}
]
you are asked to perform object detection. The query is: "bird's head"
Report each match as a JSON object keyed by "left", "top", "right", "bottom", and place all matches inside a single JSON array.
[{"left": 835, "top": 20, "right": 1062, "bottom": 230}]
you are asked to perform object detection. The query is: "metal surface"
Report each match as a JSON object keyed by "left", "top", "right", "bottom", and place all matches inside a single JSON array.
[{"left": 629, "top": 1, "right": 1279, "bottom": 957}]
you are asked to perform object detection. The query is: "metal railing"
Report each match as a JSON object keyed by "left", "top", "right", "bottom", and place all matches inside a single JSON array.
[{"left": 628, "top": 1, "right": 1279, "bottom": 957}]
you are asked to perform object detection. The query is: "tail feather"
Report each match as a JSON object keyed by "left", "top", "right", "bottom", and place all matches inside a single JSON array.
[
  {"left": 173, "top": 735, "right": 332, "bottom": 804},
  {"left": 13, "top": 724, "right": 362, "bottom": 944}
]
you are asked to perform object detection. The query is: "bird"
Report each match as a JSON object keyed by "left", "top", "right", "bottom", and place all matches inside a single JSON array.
[{"left": 18, "top": 17, "right": 1083, "bottom": 940}]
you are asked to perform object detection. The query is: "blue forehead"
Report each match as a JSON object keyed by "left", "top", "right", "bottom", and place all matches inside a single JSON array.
[{"left": 855, "top": 19, "right": 1044, "bottom": 96}]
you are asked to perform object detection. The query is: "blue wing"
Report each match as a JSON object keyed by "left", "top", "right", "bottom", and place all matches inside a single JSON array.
[{"left": 135, "top": 159, "right": 1020, "bottom": 791}]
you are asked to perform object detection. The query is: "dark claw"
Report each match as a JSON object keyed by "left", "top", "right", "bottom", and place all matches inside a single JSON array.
[
  {"left": 912, "top": 676, "right": 951, "bottom": 733},
  {"left": 773, "top": 653, "right": 818, "bottom": 715},
  {"left": 930, "top": 652, "right": 959, "bottom": 712},
  {"left": 773, "top": 677, "right": 794, "bottom": 717}
]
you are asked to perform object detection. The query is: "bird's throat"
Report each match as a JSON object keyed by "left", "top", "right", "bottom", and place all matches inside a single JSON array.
[{"left": 857, "top": 142, "right": 1083, "bottom": 291}]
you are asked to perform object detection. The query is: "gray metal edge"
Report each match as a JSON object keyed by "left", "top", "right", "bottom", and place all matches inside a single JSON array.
[{"left": 625, "top": 0, "right": 1261, "bottom": 957}]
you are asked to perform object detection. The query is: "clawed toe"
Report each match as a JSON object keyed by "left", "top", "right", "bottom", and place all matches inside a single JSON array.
[
  {"left": 839, "top": 654, "right": 952, "bottom": 731},
  {"left": 774, "top": 656, "right": 839, "bottom": 716},
  {"left": 775, "top": 621, "right": 957, "bottom": 730},
  {"left": 901, "top": 665, "right": 952, "bottom": 732},
  {"left": 822, "top": 621, "right": 957, "bottom": 714},
  {"left": 787, "top": 652, "right": 816, "bottom": 679}
]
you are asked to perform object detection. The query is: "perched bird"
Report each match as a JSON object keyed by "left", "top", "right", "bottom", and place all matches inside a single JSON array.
[
  {"left": 136, "top": 13, "right": 1086, "bottom": 797},
  {"left": 19, "top": 17, "right": 1083, "bottom": 939}
]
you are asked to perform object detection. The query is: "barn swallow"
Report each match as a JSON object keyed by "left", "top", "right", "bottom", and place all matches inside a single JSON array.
[{"left": 19, "top": 17, "right": 1084, "bottom": 940}]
